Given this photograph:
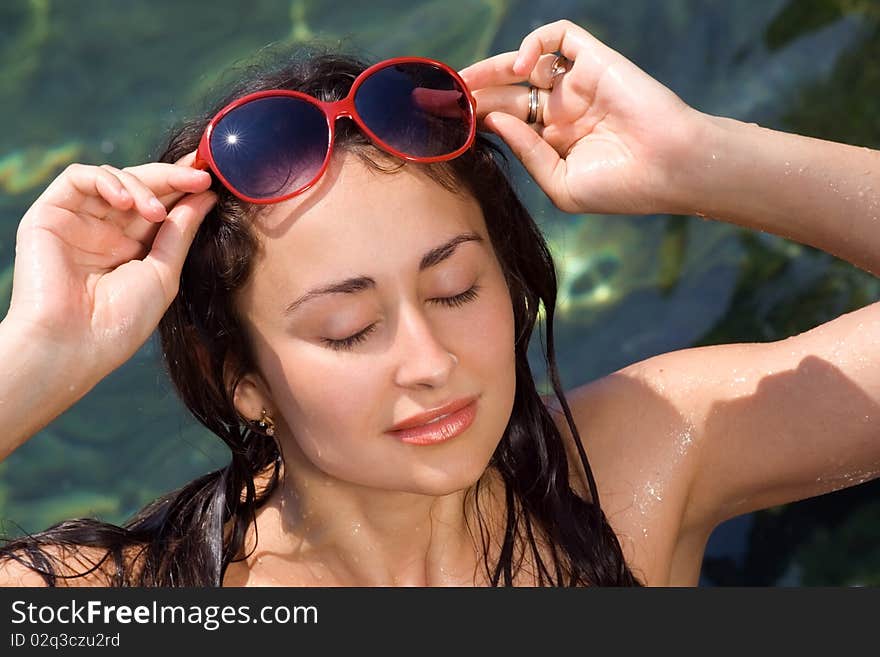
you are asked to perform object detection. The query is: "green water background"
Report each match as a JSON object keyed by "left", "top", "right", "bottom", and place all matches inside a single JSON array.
[{"left": 1, "top": 0, "right": 879, "bottom": 585}]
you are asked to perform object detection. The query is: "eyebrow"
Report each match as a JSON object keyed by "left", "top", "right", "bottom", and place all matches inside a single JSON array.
[{"left": 283, "top": 231, "right": 485, "bottom": 316}]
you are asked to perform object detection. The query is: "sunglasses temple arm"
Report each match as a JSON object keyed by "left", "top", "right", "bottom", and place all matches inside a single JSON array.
[{"left": 193, "top": 134, "right": 212, "bottom": 171}]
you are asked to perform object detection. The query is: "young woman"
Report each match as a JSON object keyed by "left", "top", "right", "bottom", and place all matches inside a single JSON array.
[{"left": 0, "top": 19, "right": 877, "bottom": 586}]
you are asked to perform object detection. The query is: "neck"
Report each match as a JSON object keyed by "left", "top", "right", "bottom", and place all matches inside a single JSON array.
[{"left": 237, "top": 456, "right": 504, "bottom": 586}]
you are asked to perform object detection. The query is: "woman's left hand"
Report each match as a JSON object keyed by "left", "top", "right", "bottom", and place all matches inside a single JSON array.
[{"left": 458, "top": 19, "right": 704, "bottom": 216}]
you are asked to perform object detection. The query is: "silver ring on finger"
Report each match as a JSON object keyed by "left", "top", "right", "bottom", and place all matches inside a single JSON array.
[
  {"left": 527, "top": 85, "right": 539, "bottom": 124},
  {"left": 549, "top": 54, "right": 572, "bottom": 90}
]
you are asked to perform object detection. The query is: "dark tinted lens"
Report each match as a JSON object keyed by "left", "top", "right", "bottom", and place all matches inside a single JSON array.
[
  {"left": 354, "top": 63, "right": 471, "bottom": 158},
  {"left": 210, "top": 96, "right": 327, "bottom": 200}
]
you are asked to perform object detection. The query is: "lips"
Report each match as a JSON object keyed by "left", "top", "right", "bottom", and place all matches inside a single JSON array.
[{"left": 388, "top": 395, "right": 479, "bottom": 431}]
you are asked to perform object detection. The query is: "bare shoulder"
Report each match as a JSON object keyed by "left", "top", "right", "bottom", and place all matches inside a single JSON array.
[
  {"left": 0, "top": 544, "right": 128, "bottom": 587},
  {"left": 545, "top": 300, "right": 880, "bottom": 586},
  {"left": 541, "top": 353, "right": 714, "bottom": 586}
]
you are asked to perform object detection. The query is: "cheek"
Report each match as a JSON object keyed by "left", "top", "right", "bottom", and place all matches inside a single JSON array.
[
  {"left": 475, "top": 285, "right": 518, "bottom": 427},
  {"left": 268, "top": 346, "right": 407, "bottom": 484},
  {"left": 273, "top": 353, "right": 380, "bottom": 459},
  {"left": 463, "top": 279, "right": 516, "bottom": 373}
]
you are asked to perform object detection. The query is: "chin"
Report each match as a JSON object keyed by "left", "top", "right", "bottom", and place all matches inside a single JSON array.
[{"left": 404, "top": 457, "right": 493, "bottom": 497}]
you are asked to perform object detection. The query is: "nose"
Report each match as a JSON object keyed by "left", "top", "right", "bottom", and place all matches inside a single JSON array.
[{"left": 393, "top": 304, "right": 458, "bottom": 389}]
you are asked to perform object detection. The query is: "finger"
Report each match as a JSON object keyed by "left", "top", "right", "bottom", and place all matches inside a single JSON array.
[
  {"left": 482, "top": 111, "right": 572, "bottom": 210},
  {"left": 102, "top": 165, "right": 168, "bottom": 222},
  {"left": 472, "top": 86, "right": 551, "bottom": 125},
  {"left": 121, "top": 206, "right": 164, "bottom": 248},
  {"left": 173, "top": 150, "right": 198, "bottom": 167},
  {"left": 38, "top": 163, "right": 122, "bottom": 215},
  {"left": 93, "top": 168, "right": 134, "bottom": 212},
  {"left": 460, "top": 52, "right": 562, "bottom": 91},
  {"left": 511, "top": 19, "right": 594, "bottom": 77},
  {"left": 110, "top": 162, "right": 212, "bottom": 201},
  {"left": 65, "top": 167, "right": 132, "bottom": 222},
  {"left": 51, "top": 193, "right": 160, "bottom": 257},
  {"left": 143, "top": 191, "right": 217, "bottom": 300},
  {"left": 102, "top": 167, "right": 200, "bottom": 250}
]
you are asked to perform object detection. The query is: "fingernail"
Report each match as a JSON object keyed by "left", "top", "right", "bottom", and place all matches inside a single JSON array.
[
  {"left": 150, "top": 198, "right": 166, "bottom": 214},
  {"left": 513, "top": 53, "right": 525, "bottom": 72}
]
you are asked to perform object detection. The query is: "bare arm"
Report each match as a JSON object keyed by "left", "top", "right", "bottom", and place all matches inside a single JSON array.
[
  {"left": 642, "top": 114, "right": 880, "bottom": 531},
  {"left": 668, "top": 114, "right": 880, "bottom": 277},
  {"left": 0, "top": 317, "right": 98, "bottom": 462},
  {"left": 461, "top": 18, "right": 880, "bottom": 539},
  {"left": 0, "top": 156, "right": 214, "bottom": 466}
]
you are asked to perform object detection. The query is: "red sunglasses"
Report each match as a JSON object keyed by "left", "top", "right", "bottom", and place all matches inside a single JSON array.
[{"left": 193, "top": 56, "right": 477, "bottom": 204}]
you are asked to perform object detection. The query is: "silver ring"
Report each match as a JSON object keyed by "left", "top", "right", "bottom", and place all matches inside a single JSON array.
[
  {"left": 527, "top": 85, "right": 538, "bottom": 124},
  {"left": 549, "top": 54, "right": 571, "bottom": 90}
]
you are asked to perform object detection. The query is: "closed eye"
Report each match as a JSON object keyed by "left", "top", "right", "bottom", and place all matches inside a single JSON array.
[{"left": 320, "top": 284, "right": 482, "bottom": 352}]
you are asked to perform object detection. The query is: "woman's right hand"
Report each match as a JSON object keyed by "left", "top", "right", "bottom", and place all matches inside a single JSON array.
[{"left": 5, "top": 154, "right": 216, "bottom": 378}]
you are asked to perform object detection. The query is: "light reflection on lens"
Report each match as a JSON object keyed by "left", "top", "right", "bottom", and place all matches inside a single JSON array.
[{"left": 210, "top": 96, "right": 327, "bottom": 199}]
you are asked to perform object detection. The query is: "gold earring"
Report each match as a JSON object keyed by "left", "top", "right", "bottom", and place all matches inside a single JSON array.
[{"left": 256, "top": 409, "right": 275, "bottom": 436}]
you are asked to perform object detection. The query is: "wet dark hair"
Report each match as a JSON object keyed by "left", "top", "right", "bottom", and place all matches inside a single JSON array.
[{"left": 0, "top": 45, "right": 643, "bottom": 586}]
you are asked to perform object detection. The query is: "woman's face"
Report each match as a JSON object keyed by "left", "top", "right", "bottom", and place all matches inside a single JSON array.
[{"left": 232, "top": 151, "right": 517, "bottom": 496}]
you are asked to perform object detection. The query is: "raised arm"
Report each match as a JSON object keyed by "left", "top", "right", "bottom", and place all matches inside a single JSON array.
[
  {"left": 670, "top": 115, "right": 880, "bottom": 277},
  {"left": 0, "top": 156, "right": 216, "bottom": 464},
  {"left": 0, "top": 317, "right": 94, "bottom": 462},
  {"left": 461, "top": 19, "right": 880, "bottom": 545},
  {"left": 642, "top": 113, "right": 880, "bottom": 532}
]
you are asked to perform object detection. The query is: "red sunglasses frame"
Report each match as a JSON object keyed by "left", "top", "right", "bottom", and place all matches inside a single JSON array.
[{"left": 193, "top": 56, "right": 477, "bottom": 205}]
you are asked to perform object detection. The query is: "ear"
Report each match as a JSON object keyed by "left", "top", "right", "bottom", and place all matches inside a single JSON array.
[{"left": 225, "top": 356, "right": 275, "bottom": 423}]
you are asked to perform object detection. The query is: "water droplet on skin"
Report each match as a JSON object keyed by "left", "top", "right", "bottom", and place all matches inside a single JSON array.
[
  {"left": 644, "top": 482, "right": 663, "bottom": 503},
  {"left": 676, "top": 426, "right": 694, "bottom": 456}
]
